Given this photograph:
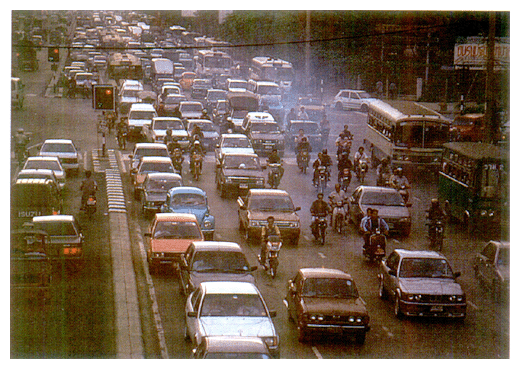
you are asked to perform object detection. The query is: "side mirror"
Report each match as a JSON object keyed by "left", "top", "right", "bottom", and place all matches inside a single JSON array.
[
  {"left": 187, "top": 311, "right": 197, "bottom": 318},
  {"left": 406, "top": 203, "right": 412, "bottom": 207},
  {"left": 294, "top": 206, "right": 301, "bottom": 212},
  {"left": 454, "top": 271, "right": 461, "bottom": 278},
  {"left": 128, "top": 154, "right": 134, "bottom": 159},
  {"left": 250, "top": 266, "right": 258, "bottom": 272},
  {"left": 388, "top": 269, "right": 396, "bottom": 277},
  {"left": 269, "top": 310, "right": 277, "bottom": 318},
  {"left": 144, "top": 232, "right": 151, "bottom": 237}
]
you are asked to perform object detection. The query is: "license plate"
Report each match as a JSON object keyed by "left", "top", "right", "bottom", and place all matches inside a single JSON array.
[
  {"left": 431, "top": 305, "right": 443, "bottom": 312},
  {"left": 327, "top": 327, "right": 342, "bottom": 334},
  {"left": 239, "top": 184, "right": 248, "bottom": 189}
]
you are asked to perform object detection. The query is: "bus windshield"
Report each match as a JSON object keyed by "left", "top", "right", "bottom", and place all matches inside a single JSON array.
[{"left": 397, "top": 121, "right": 448, "bottom": 148}]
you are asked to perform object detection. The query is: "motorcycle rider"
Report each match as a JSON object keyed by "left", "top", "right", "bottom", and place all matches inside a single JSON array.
[
  {"left": 163, "top": 129, "right": 179, "bottom": 154},
  {"left": 260, "top": 216, "right": 281, "bottom": 267},
  {"left": 294, "top": 128, "right": 307, "bottom": 149},
  {"left": 338, "top": 167, "right": 352, "bottom": 191},
  {"left": 189, "top": 140, "right": 204, "bottom": 174},
  {"left": 310, "top": 192, "right": 331, "bottom": 240},
  {"left": 267, "top": 148, "right": 284, "bottom": 186},
  {"left": 171, "top": 147, "right": 184, "bottom": 173},
  {"left": 285, "top": 108, "right": 297, "bottom": 126},
  {"left": 319, "top": 114, "right": 330, "bottom": 145},
  {"left": 353, "top": 146, "right": 369, "bottom": 175},
  {"left": 376, "top": 157, "right": 392, "bottom": 186},
  {"left": 427, "top": 198, "right": 446, "bottom": 238},
  {"left": 297, "top": 106, "right": 309, "bottom": 120},
  {"left": 329, "top": 183, "right": 347, "bottom": 227},
  {"left": 116, "top": 118, "right": 128, "bottom": 149},
  {"left": 13, "top": 128, "right": 29, "bottom": 165},
  {"left": 80, "top": 170, "right": 98, "bottom": 211},
  {"left": 296, "top": 137, "right": 312, "bottom": 170},
  {"left": 362, "top": 208, "right": 389, "bottom": 251},
  {"left": 312, "top": 150, "right": 332, "bottom": 187},
  {"left": 390, "top": 167, "right": 411, "bottom": 201},
  {"left": 340, "top": 124, "right": 354, "bottom": 140}
]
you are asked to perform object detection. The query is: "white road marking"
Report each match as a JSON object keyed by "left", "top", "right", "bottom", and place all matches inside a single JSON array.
[
  {"left": 312, "top": 346, "right": 323, "bottom": 359},
  {"left": 318, "top": 252, "right": 326, "bottom": 259},
  {"left": 382, "top": 325, "right": 395, "bottom": 338},
  {"left": 467, "top": 301, "right": 478, "bottom": 310},
  {"left": 303, "top": 235, "right": 311, "bottom": 241}
]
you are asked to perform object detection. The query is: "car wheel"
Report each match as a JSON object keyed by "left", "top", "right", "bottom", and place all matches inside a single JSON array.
[
  {"left": 394, "top": 295, "right": 403, "bottom": 319},
  {"left": 335, "top": 102, "right": 343, "bottom": 111},
  {"left": 360, "top": 104, "right": 368, "bottom": 113},
  {"left": 297, "top": 323, "right": 308, "bottom": 342},
  {"left": 291, "top": 235, "right": 300, "bottom": 246},
  {"left": 378, "top": 279, "right": 388, "bottom": 300}
]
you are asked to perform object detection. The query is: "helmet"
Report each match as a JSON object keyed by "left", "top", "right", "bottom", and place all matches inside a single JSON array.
[
  {"left": 396, "top": 167, "right": 403, "bottom": 174},
  {"left": 382, "top": 157, "right": 389, "bottom": 164},
  {"left": 317, "top": 192, "right": 324, "bottom": 198},
  {"left": 431, "top": 198, "right": 439, "bottom": 207},
  {"left": 194, "top": 140, "right": 201, "bottom": 146}
]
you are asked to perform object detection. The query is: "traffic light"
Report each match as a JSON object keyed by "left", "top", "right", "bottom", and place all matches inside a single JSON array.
[
  {"left": 48, "top": 47, "right": 59, "bottom": 62},
  {"left": 93, "top": 85, "right": 115, "bottom": 110}
]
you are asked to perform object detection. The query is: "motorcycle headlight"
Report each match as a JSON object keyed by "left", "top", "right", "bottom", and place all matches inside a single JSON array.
[
  {"left": 225, "top": 177, "right": 233, "bottom": 184},
  {"left": 480, "top": 210, "right": 488, "bottom": 217}
]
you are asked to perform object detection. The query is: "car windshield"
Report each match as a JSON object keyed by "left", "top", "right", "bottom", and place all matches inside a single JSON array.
[
  {"left": 358, "top": 92, "right": 371, "bottom": 99},
  {"left": 250, "top": 123, "right": 280, "bottom": 133},
  {"left": 145, "top": 177, "right": 181, "bottom": 192},
  {"left": 223, "top": 156, "right": 260, "bottom": 170},
  {"left": 361, "top": 191, "right": 404, "bottom": 206},
  {"left": 248, "top": 196, "right": 295, "bottom": 212},
  {"left": 24, "top": 160, "right": 62, "bottom": 171},
  {"left": 289, "top": 123, "right": 319, "bottom": 134},
  {"left": 129, "top": 110, "right": 155, "bottom": 120},
  {"left": 164, "top": 95, "right": 186, "bottom": 104},
  {"left": 200, "top": 293, "right": 267, "bottom": 317},
  {"left": 182, "top": 103, "right": 202, "bottom": 112},
  {"left": 134, "top": 148, "right": 169, "bottom": 158},
  {"left": 222, "top": 137, "right": 252, "bottom": 149},
  {"left": 170, "top": 193, "right": 206, "bottom": 207},
  {"left": 35, "top": 221, "right": 77, "bottom": 236},
  {"left": 497, "top": 247, "right": 509, "bottom": 266},
  {"left": 41, "top": 143, "right": 76, "bottom": 153},
  {"left": 232, "top": 110, "right": 248, "bottom": 119},
  {"left": 191, "top": 251, "right": 250, "bottom": 272},
  {"left": 399, "top": 258, "right": 454, "bottom": 278},
  {"left": 189, "top": 122, "right": 216, "bottom": 132},
  {"left": 153, "top": 221, "right": 202, "bottom": 239},
  {"left": 207, "top": 91, "right": 227, "bottom": 100},
  {"left": 204, "top": 352, "right": 270, "bottom": 359},
  {"left": 301, "top": 278, "right": 358, "bottom": 299},
  {"left": 154, "top": 120, "right": 184, "bottom": 130},
  {"left": 139, "top": 162, "right": 174, "bottom": 173},
  {"left": 122, "top": 89, "right": 140, "bottom": 98},
  {"left": 229, "top": 81, "right": 247, "bottom": 89}
]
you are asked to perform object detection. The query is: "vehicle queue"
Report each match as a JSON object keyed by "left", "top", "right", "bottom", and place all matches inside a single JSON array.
[{"left": 11, "top": 11, "right": 509, "bottom": 359}]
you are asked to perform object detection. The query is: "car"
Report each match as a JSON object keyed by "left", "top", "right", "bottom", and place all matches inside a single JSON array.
[
  {"left": 159, "top": 84, "right": 182, "bottom": 100},
  {"left": 347, "top": 186, "right": 411, "bottom": 237},
  {"left": 129, "top": 143, "right": 170, "bottom": 172},
  {"left": 179, "top": 241, "right": 257, "bottom": 296},
  {"left": 185, "top": 281, "right": 279, "bottom": 358},
  {"left": 186, "top": 119, "right": 220, "bottom": 150},
  {"left": 242, "top": 112, "right": 285, "bottom": 156},
  {"left": 143, "top": 117, "right": 190, "bottom": 150},
  {"left": 449, "top": 113, "right": 486, "bottom": 142},
  {"left": 179, "top": 71, "right": 197, "bottom": 91},
  {"left": 11, "top": 77, "right": 24, "bottom": 109},
  {"left": 332, "top": 89, "right": 376, "bottom": 112},
  {"left": 237, "top": 189, "right": 301, "bottom": 245},
  {"left": 179, "top": 101, "right": 204, "bottom": 119},
  {"left": 225, "top": 78, "right": 248, "bottom": 93},
  {"left": 23, "top": 156, "right": 66, "bottom": 189},
  {"left": 473, "top": 240, "right": 509, "bottom": 301},
  {"left": 203, "top": 89, "right": 227, "bottom": 111},
  {"left": 296, "top": 96, "right": 325, "bottom": 121},
  {"left": 216, "top": 153, "right": 265, "bottom": 198},
  {"left": 191, "top": 79, "right": 212, "bottom": 100},
  {"left": 284, "top": 120, "right": 323, "bottom": 152},
  {"left": 214, "top": 133, "right": 255, "bottom": 167},
  {"left": 15, "top": 169, "right": 61, "bottom": 195},
  {"left": 192, "top": 336, "right": 272, "bottom": 359},
  {"left": 118, "top": 79, "right": 144, "bottom": 115},
  {"left": 38, "top": 139, "right": 80, "bottom": 173},
  {"left": 158, "top": 93, "right": 187, "bottom": 116},
  {"left": 32, "top": 215, "right": 84, "bottom": 270},
  {"left": 283, "top": 268, "right": 370, "bottom": 343},
  {"left": 144, "top": 213, "right": 204, "bottom": 274},
  {"left": 127, "top": 103, "right": 157, "bottom": 138},
  {"left": 378, "top": 249, "right": 466, "bottom": 319},
  {"left": 132, "top": 156, "right": 175, "bottom": 200},
  {"left": 141, "top": 172, "right": 183, "bottom": 217},
  {"left": 259, "top": 95, "right": 284, "bottom": 122},
  {"left": 160, "top": 187, "right": 215, "bottom": 240}
]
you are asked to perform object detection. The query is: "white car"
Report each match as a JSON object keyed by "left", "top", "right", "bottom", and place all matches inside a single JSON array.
[
  {"left": 185, "top": 281, "right": 279, "bottom": 358},
  {"left": 214, "top": 133, "right": 255, "bottom": 166},
  {"left": 128, "top": 103, "right": 157, "bottom": 137},
  {"left": 332, "top": 89, "right": 376, "bottom": 112},
  {"left": 143, "top": 117, "right": 190, "bottom": 150},
  {"left": 179, "top": 101, "right": 204, "bottom": 119},
  {"left": 39, "top": 139, "right": 80, "bottom": 172},
  {"left": 23, "top": 156, "right": 66, "bottom": 189},
  {"left": 129, "top": 143, "right": 170, "bottom": 172}
]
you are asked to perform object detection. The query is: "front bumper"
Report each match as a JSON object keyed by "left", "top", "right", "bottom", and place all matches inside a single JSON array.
[{"left": 399, "top": 300, "right": 467, "bottom": 318}]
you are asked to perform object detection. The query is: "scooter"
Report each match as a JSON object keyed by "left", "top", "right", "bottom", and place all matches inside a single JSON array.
[
  {"left": 315, "top": 165, "right": 328, "bottom": 193},
  {"left": 191, "top": 153, "right": 203, "bottom": 180},
  {"left": 331, "top": 201, "right": 347, "bottom": 234},
  {"left": 356, "top": 160, "right": 368, "bottom": 184},
  {"left": 312, "top": 215, "right": 328, "bottom": 245},
  {"left": 258, "top": 235, "right": 282, "bottom": 278},
  {"left": 428, "top": 219, "right": 444, "bottom": 251},
  {"left": 85, "top": 194, "right": 97, "bottom": 219},
  {"left": 171, "top": 148, "right": 184, "bottom": 174},
  {"left": 363, "top": 229, "right": 386, "bottom": 262},
  {"left": 398, "top": 185, "right": 410, "bottom": 204},
  {"left": 268, "top": 162, "right": 283, "bottom": 189},
  {"left": 339, "top": 168, "right": 352, "bottom": 192},
  {"left": 297, "top": 149, "right": 310, "bottom": 173}
]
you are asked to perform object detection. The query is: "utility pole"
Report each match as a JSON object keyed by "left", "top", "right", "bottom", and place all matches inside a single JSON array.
[
  {"left": 485, "top": 12, "right": 498, "bottom": 143},
  {"left": 305, "top": 10, "right": 311, "bottom": 94}
]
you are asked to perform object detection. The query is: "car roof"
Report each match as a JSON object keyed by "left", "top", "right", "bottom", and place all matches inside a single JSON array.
[
  {"left": 42, "top": 139, "right": 74, "bottom": 145},
  {"left": 248, "top": 189, "right": 290, "bottom": 197},
  {"left": 222, "top": 152, "right": 259, "bottom": 158},
  {"left": 486, "top": 240, "right": 510, "bottom": 249},
  {"left": 299, "top": 268, "right": 353, "bottom": 280},
  {"left": 18, "top": 168, "right": 55, "bottom": 175},
  {"left": 26, "top": 156, "right": 61, "bottom": 163},
  {"left": 153, "top": 117, "right": 182, "bottom": 121},
  {"left": 200, "top": 281, "right": 259, "bottom": 295},
  {"left": 393, "top": 249, "right": 446, "bottom": 259},
  {"left": 154, "top": 213, "right": 198, "bottom": 222},
  {"left": 139, "top": 156, "right": 172, "bottom": 163},
  {"left": 202, "top": 336, "right": 269, "bottom": 353},
  {"left": 190, "top": 241, "right": 244, "bottom": 252},
  {"left": 168, "top": 186, "right": 206, "bottom": 196},
  {"left": 221, "top": 133, "right": 249, "bottom": 139},
  {"left": 247, "top": 112, "right": 274, "bottom": 119},
  {"left": 134, "top": 143, "right": 168, "bottom": 149},
  {"left": 130, "top": 103, "right": 156, "bottom": 111},
  {"left": 146, "top": 172, "right": 181, "bottom": 180},
  {"left": 32, "top": 215, "right": 75, "bottom": 223},
  {"left": 357, "top": 185, "right": 401, "bottom": 194},
  {"left": 339, "top": 89, "right": 366, "bottom": 93}
]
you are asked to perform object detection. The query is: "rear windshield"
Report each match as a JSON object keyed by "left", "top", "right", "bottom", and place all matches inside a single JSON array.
[
  {"left": 12, "top": 185, "right": 57, "bottom": 207},
  {"left": 41, "top": 143, "right": 76, "bottom": 153},
  {"left": 35, "top": 221, "right": 77, "bottom": 236}
]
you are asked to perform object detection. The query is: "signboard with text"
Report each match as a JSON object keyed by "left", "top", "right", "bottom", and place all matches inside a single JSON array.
[{"left": 454, "top": 38, "right": 509, "bottom": 70}]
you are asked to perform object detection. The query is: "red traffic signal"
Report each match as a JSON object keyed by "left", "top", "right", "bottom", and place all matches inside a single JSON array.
[
  {"left": 48, "top": 47, "right": 59, "bottom": 62},
  {"left": 93, "top": 85, "right": 115, "bottom": 110}
]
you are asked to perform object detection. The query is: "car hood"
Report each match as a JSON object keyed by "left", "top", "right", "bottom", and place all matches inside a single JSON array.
[
  {"left": 361, "top": 205, "right": 409, "bottom": 218},
  {"left": 220, "top": 148, "right": 256, "bottom": 157},
  {"left": 248, "top": 210, "right": 300, "bottom": 222},
  {"left": 154, "top": 129, "right": 188, "bottom": 138},
  {"left": 222, "top": 168, "right": 264, "bottom": 178},
  {"left": 129, "top": 119, "right": 151, "bottom": 127},
  {"left": 250, "top": 133, "right": 283, "bottom": 140},
  {"left": 201, "top": 131, "right": 219, "bottom": 139},
  {"left": 189, "top": 271, "right": 255, "bottom": 289},
  {"left": 169, "top": 207, "right": 208, "bottom": 224},
  {"left": 150, "top": 239, "right": 193, "bottom": 253},
  {"left": 199, "top": 316, "right": 276, "bottom": 337},
  {"left": 399, "top": 278, "right": 464, "bottom": 295},
  {"left": 301, "top": 297, "right": 367, "bottom": 315}
]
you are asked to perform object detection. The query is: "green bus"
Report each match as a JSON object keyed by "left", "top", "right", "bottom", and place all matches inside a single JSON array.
[{"left": 438, "top": 142, "right": 508, "bottom": 234}]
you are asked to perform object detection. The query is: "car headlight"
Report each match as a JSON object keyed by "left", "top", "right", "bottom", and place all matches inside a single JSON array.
[
  {"left": 225, "top": 177, "right": 233, "bottom": 184},
  {"left": 400, "top": 217, "right": 411, "bottom": 223},
  {"left": 309, "top": 314, "right": 324, "bottom": 321},
  {"left": 256, "top": 179, "right": 264, "bottom": 185},
  {"left": 263, "top": 336, "right": 278, "bottom": 347},
  {"left": 250, "top": 220, "right": 261, "bottom": 227},
  {"left": 480, "top": 210, "right": 488, "bottom": 217},
  {"left": 203, "top": 220, "right": 212, "bottom": 229},
  {"left": 449, "top": 295, "right": 464, "bottom": 302},
  {"left": 289, "top": 221, "right": 299, "bottom": 228},
  {"left": 153, "top": 252, "right": 164, "bottom": 258}
]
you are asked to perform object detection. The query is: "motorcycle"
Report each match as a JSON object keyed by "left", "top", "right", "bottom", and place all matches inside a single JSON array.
[
  {"left": 268, "top": 163, "right": 283, "bottom": 188},
  {"left": 398, "top": 185, "right": 410, "bottom": 204},
  {"left": 331, "top": 201, "right": 347, "bottom": 234},
  {"left": 191, "top": 153, "right": 203, "bottom": 181},
  {"left": 339, "top": 168, "right": 352, "bottom": 192},
  {"left": 356, "top": 160, "right": 368, "bottom": 184},
  {"left": 428, "top": 219, "right": 444, "bottom": 251},
  {"left": 363, "top": 229, "right": 386, "bottom": 262},
  {"left": 297, "top": 150, "right": 310, "bottom": 173},
  {"left": 377, "top": 171, "right": 392, "bottom": 187},
  {"left": 171, "top": 149, "right": 184, "bottom": 174},
  {"left": 312, "top": 215, "right": 328, "bottom": 245},
  {"left": 85, "top": 194, "right": 97, "bottom": 219},
  {"left": 315, "top": 165, "right": 328, "bottom": 193},
  {"left": 258, "top": 235, "right": 282, "bottom": 278}
]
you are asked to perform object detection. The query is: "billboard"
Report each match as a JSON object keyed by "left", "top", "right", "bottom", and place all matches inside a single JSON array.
[{"left": 454, "top": 37, "right": 509, "bottom": 70}]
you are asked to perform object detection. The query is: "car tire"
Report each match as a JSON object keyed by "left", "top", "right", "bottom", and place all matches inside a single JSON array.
[
  {"left": 394, "top": 295, "right": 403, "bottom": 319},
  {"left": 378, "top": 279, "right": 388, "bottom": 300},
  {"left": 355, "top": 332, "right": 366, "bottom": 345},
  {"left": 335, "top": 102, "right": 343, "bottom": 111}
]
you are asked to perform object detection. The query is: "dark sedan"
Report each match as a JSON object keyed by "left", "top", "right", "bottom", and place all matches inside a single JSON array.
[{"left": 216, "top": 153, "right": 265, "bottom": 198}]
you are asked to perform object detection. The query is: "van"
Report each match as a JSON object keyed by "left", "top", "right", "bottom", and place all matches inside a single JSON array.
[
  {"left": 11, "top": 77, "right": 24, "bottom": 109},
  {"left": 11, "top": 178, "right": 62, "bottom": 228}
]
